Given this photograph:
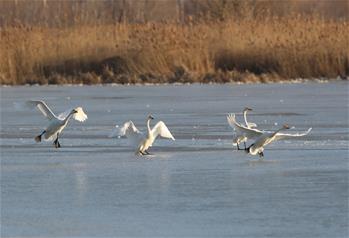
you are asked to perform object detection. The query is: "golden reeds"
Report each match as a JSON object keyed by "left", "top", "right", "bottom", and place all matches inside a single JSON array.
[{"left": 0, "top": 15, "right": 348, "bottom": 85}]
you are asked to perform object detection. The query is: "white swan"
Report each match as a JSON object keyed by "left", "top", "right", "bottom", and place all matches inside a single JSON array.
[
  {"left": 227, "top": 109, "right": 259, "bottom": 150},
  {"left": 25, "top": 100, "right": 87, "bottom": 148},
  {"left": 244, "top": 124, "right": 312, "bottom": 158},
  {"left": 112, "top": 115, "right": 175, "bottom": 155}
]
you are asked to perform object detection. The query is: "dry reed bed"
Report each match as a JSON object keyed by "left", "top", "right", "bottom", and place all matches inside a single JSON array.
[{"left": 0, "top": 16, "right": 348, "bottom": 85}]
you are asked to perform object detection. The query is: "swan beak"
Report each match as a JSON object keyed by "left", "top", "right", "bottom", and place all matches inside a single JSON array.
[
  {"left": 244, "top": 107, "right": 252, "bottom": 112},
  {"left": 149, "top": 115, "right": 154, "bottom": 120},
  {"left": 73, "top": 109, "right": 78, "bottom": 113}
]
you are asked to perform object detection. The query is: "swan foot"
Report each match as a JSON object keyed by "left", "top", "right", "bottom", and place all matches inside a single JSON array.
[
  {"left": 138, "top": 150, "right": 151, "bottom": 156},
  {"left": 35, "top": 130, "right": 46, "bottom": 142},
  {"left": 258, "top": 152, "right": 264, "bottom": 159},
  {"left": 35, "top": 135, "right": 42, "bottom": 142},
  {"left": 244, "top": 141, "right": 246, "bottom": 149}
]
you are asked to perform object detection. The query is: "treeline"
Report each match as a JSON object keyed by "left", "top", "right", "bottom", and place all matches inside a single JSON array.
[{"left": 0, "top": 0, "right": 348, "bottom": 85}]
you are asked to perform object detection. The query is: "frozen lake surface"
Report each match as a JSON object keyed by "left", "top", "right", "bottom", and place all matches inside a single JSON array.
[{"left": 1, "top": 82, "right": 348, "bottom": 237}]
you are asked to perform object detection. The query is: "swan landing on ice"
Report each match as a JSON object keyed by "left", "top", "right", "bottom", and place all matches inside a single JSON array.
[
  {"left": 227, "top": 112, "right": 312, "bottom": 158},
  {"left": 245, "top": 124, "right": 312, "bottom": 158},
  {"left": 111, "top": 115, "right": 175, "bottom": 155},
  {"left": 227, "top": 107, "right": 258, "bottom": 150},
  {"left": 25, "top": 100, "right": 88, "bottom": 148}
]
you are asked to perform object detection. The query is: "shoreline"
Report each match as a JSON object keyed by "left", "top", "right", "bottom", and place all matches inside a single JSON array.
[{"left": 1, "top": 77, "right": 346, "bottom": 88}]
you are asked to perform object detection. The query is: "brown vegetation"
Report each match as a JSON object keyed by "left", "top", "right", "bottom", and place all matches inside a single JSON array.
[{"left": 0, "top": 1, "right": 348, "bottom": 85}]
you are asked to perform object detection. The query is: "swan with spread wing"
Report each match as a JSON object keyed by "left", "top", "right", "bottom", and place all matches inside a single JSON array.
[
  {"left": 111, "top": 115, "right": 175, "bottom": 155},
  {"left": 25, "top": 100, "right": 87, "bottom": 148},
  {"left": 245, "top": 124, "right": 311, "bottom": 158},
  {"left": 227, "top": 108, "right": 260, "bottom": 150},
  {"left": 227, "top": 113, "right": 311, "bottom": 158},
  {"left": 227, "top": 114, "right": 312, "bottom": 158}
]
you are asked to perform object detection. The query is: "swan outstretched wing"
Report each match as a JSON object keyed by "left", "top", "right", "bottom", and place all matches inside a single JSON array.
[
  {"left": 73, "top": 107, "right": 88, "bottom": 122},
  {"left": 227, "top": 113, "right": 263, "bottom": 138},
  {"left": 227, "top": 113, "right": 242, "bottom": 129},
  {"left": 274, "top": 128, "right": 312, "bottom": 141},
  {"left": 117, "top": 121, "right": 144, "bottom": 146},
  {"left": 151, "top": 121, "right": 175, "bottom": 140},
  {"left": 58, "top": 110, "right": 69, "bottom": 120},
  {"left": 26, "top": 100, "right": 57, "bottom": 120},
  {"left": 58, "top": 107, "right": 88, "bottom": 122}
]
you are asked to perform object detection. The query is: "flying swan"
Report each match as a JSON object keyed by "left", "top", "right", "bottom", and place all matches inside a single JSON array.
[
  {"left": 25, "top": 100, "right": 87, "bottom": 148},
  {"left": 111, "top": 115, "right": 175, "bottom": 155},
  {"left": 227, "top": 108, "right": 258, "bottom": 150}
]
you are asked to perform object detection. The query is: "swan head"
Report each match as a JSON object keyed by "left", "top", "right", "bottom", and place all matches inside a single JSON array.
[
  {"left": 283, "top": 124, "right": 290, "bottom": 130},
  {"left": 243, "top": 107, "right": 253, "bottom": 112},
  {"left": 147, "top": 114, "right": 154, "bottom": 120}
]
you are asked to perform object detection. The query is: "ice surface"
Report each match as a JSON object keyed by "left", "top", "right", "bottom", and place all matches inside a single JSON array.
[{"left": 1, "top": 82, "right": 348, "bottom": 237}]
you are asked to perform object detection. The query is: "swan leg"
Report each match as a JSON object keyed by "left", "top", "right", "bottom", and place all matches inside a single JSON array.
[
  {"left": 53, "top": 139, "right": 58, "bottom": 148},
  {"left": 53, "top": 138, "right": 59, "bottom": 148},
  {"left": 244, "top": 141, "right": 246, "bottom": 149},
  {"left": 258, "top": 152, "right": 264, "bottom": 159},
  {"left": 237, "top": 143, "right": 243, "bottom": 150},
  {"left": 35, "top": 130, "right": 46, "bottom": 142},
  {"left": 53, "top": 134, "right": 61, "bottom": 148},
  {"left": 144, "top": 150, "right": 151, "bottom": 155}
]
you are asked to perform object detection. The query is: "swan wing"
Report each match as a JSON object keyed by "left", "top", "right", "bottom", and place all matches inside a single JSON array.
[
  {"left": 227, "top": 113, "right": 240, "bottom": 128},
  {"left": 252, "top": 132, "right": 273, "bottom": 147},
  {"left": 118, "top": 121, "right": 144, "bottom": 146},
  {"left": 58, "top": 109, "right": 71, "bottom": 120},
  {"left": 227, "top": 113, "right": 263, "bottom": 138},
  {"left": 58, "top": 107, "right": 87, "bottom": 122},
  {"left": 26, "top": 100, "right": 57, "bottom": 120},
  {"left": 151, "top": 121, "right": 175, "bottom": 140},
  {"left": 73, "top": 107, "right": 88, "bottom": 122},
  {"left": 274, "top": 128, "right": 312, "bottom": 141}
]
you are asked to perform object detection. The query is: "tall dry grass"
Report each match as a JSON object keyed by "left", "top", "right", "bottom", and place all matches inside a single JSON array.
[{"left": 1, "top": 15, "right": 348, "bottom": 85}]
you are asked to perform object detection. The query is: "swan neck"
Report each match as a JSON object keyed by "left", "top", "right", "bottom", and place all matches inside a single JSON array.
[
  {"left": 63, "top": 111, "right": 74, "bottom": 124},
  {"left": 243, "top": 111, "right": 248, "bottom": 126},
  {"left": 147, "top": 118, "right": 152, "bottom": 135}
]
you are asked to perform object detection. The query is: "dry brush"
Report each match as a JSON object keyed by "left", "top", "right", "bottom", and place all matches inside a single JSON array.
[{"left": 0, "top": 15, "right": 348, "bottom": 85}]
